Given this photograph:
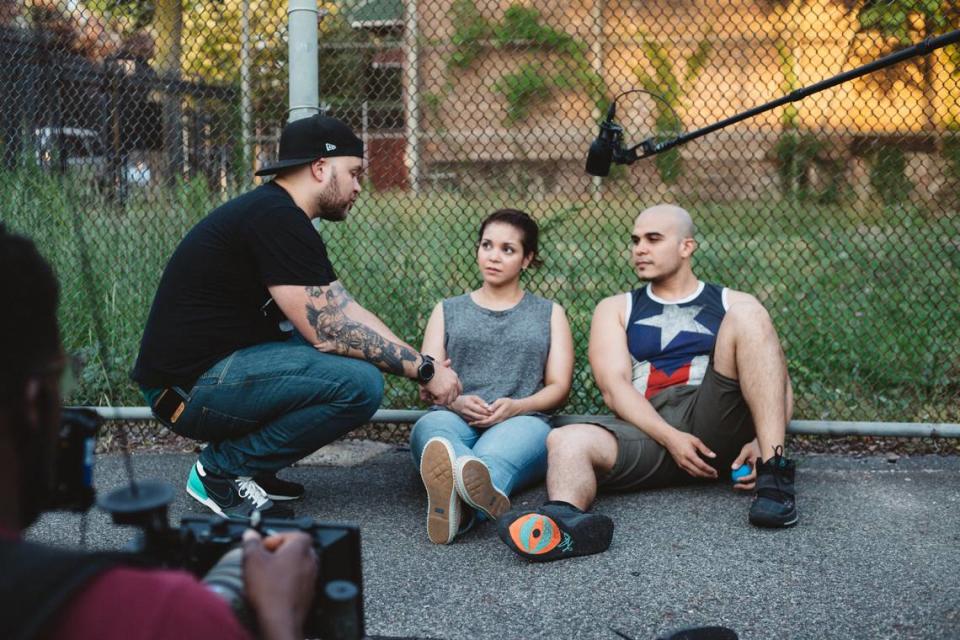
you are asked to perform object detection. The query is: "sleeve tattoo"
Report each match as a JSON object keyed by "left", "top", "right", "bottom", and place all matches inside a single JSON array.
[{"left": 305, "top": 284, "right": 418, "bottom": 376}]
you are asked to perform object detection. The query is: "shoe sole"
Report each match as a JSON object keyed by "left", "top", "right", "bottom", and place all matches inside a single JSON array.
[
  {"left": 498, "top": 510, "right": 567, "bottom": 561},
  {"left": 262, "top": 492, "right": 301, "bottom": 502},
  {"left": 497, "top": 508, "right": 616, "bottom": 563},
  {"left": 253, "top": 475, "right": 304, "bottom": 502},
  {"left": 187, "top": 484, "right": 293, "bottom": 519},
  {"left": 186, "top": 484, "right": 229, "bottom": 518},
  {"left": 749, "top": 510, "right": 799, "bottom": 528},
  {"left": 420, "top": 438, "right": 460, "bottom": 544},
  {"left": 456, "top": 457, "right": 510, "bottom": 520}
]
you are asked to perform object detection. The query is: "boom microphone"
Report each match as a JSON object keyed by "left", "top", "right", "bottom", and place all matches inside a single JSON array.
[
  {"left": 585, "top": 28, "right": 960, "bottom": 178},
  {"left": 585, "top": 101, "right": 623, "bottom": 177}
]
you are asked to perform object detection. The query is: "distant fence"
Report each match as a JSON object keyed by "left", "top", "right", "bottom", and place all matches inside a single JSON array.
[
  {"left": 1, "top": 0, "right": 957, "bottom": 427},
  {"left": 0, "top": 25, "right": 236, "bottom": 195}
]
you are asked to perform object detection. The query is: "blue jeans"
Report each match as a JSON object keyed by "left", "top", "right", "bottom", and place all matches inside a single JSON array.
[
  {"left": 167, "top": 333, "right": 384, "bottom": 477},
  {"left": 409, "top": 410, "right": 551, "bottom": 503}
]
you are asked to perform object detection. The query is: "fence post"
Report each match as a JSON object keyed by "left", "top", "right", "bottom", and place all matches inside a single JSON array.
[
  {"left": 156, "top": 0, "right": 184, "bottom": 186},
  {"left": 240, "top": 0, "right": 253, "bottom": 179},
  {"left": 404, "top": 0, "right": 420, "bottom": 192},
  {"left": 0, "top": 28, "right": 23, "bottom": 169},
  {"left": 104, "top": 59, "right": 127, "bottom": 203},
  {"left": 288, "top": 0, "right": 319, "bottom": 122}
]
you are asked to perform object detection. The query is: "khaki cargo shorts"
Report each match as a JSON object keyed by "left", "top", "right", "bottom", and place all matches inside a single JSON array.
[{"left": 553, "top": 365, "right": 755, "bottom": 491}]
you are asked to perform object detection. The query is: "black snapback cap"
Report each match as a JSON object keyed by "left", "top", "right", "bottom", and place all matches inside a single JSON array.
[{"left": 255, "top": 115, "right": 364, "bottom": 176}]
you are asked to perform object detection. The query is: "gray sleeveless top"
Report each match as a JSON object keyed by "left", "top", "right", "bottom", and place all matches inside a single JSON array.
[{"left": 442, "top": 292, "right": 553, "bottom": 415}]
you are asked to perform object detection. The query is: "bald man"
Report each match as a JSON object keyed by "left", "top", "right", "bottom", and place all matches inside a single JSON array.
[{"left": 497, "top": 204, "right": 797, "bottom": 562}]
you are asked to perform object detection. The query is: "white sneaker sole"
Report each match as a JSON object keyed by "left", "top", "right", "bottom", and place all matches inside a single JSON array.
[
  {"left": 455, "top": 456, "right": 510, "bottom": 520},
  {"left": 420, "top": 438, "right": 460, "bottom": 544},
  {"left": 186, "top": 485, "right": 228, "bottom": 518}
]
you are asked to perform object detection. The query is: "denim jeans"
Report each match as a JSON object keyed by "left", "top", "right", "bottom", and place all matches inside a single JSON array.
[
  {"left": 409, "top": 410, "right": 551, "bottom": 503},
  {"left": 167, "top": 333, "right": 383, "bottom": 477}
]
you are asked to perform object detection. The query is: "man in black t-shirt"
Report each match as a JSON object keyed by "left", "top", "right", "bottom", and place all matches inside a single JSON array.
[{"left": 133, "top": 115, "right": 461, "bottom": 518}]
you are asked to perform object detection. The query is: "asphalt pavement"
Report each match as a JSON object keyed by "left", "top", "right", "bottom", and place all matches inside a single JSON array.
[{"left": 27, "top": 444, "right": 960, "bottom": 640}]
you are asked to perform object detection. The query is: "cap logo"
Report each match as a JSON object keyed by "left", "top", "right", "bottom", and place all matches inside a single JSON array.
[{"left": 325, "top": 143, "right": 337, "bottom": 151}]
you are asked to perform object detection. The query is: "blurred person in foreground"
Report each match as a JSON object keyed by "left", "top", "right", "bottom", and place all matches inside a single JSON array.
[
  {"left": 497, "top": 204, "right": 798, "bottom": 562},
  {"left": 0, "top": 225, "right": 316, "bottom": 640},
  {"left": 132, "top": 115, "right": 461, "bottom": 518}
]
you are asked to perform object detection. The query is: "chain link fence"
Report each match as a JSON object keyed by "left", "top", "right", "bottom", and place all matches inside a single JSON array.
[{"left": 2, "top": 0, "right": 958, "bottom": 445}]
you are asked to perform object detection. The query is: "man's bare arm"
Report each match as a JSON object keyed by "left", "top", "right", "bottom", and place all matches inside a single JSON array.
[
  {"left": 270, "top": 282, "right": 419, "bottom": 378},
  {"left": 269, "top": 283, "right": 462, "bottom": 405},
  {"left": 589, "top": 295, "right": 717, "bottom": 478},
  {"left": 589, "top": 295, "right": 676, "bottom": 444}
]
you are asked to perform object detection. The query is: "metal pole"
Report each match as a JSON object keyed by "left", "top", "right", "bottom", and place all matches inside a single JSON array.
[
  {"left": 240, "top": 0, "right": 252, "bottom": 179},
  {"left": 403, "top": 0, "right": 420, "bottom": 192},
  {"left": 590, "top": 0, "right": 604, "bottom": 202},
  {"left": 362, "top": 99, "right": 369, "bottom": 162},
  {"left": 288, "top": 0, "right": 319, "bottom": 122},
  {"left": 82, "top": 406, "right": 960, "bottom": 438}
]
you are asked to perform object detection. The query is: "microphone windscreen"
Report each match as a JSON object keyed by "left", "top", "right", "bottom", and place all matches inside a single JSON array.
[{"left": 585, "top": 137, "right": 612, "bottom": 177}]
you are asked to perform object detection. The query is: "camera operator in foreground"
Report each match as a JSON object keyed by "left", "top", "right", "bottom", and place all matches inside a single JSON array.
[{"left": 0, "top": 225, "right": 316, "bottom": 640}]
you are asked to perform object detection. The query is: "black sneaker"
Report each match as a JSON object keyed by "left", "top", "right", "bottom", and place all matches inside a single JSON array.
[
  {"left": 253, "top": 471, "right": 305, "bottom": 501},
  {"left": 496, "top": 501, "right": 614, "bottom": 562},
  {"left": 749, "top": 446, "right": 798, "bottom": 528},
  {"left": 187, "top": 461, "right": 294, "bottom": 519}
]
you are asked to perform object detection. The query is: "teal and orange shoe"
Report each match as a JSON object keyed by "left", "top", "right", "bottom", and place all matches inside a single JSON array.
[{"left": 496, "top": 501, "right": 613, "bottom": 562}]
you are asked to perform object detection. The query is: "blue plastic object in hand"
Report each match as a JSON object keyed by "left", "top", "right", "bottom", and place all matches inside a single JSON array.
[{"left": 731, "top": 463, "right": 752, "bottom": 482}]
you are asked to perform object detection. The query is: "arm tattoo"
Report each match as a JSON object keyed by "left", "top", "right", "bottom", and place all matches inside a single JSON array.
[{"left": 306, "top": 283, "right": 419, "bottom": 376}]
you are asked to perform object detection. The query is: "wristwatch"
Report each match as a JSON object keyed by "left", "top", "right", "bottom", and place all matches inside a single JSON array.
[{"left": 416, "top": 354, "right": 435, "bottom": 384}]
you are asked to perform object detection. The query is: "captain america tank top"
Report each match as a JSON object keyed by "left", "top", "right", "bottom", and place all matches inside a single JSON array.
[{"left": 625, "top": 281, "right": 729, "bottom": 399}]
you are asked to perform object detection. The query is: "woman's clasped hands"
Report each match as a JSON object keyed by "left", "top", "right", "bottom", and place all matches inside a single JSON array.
[{"left": 448, "top": 395, "right": 522, "bottom": 427}]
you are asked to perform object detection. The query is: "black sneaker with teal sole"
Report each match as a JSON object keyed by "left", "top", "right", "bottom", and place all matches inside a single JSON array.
[
  {"left": 497, "top": 501, "right": 614, "bottom": 562},
  {"left": 187, "top": 461, "right": 294, "bottom": 519},
  {"left": 749, "top": 446, "right": 798, "bottom": 528},
  {"left": 253, "top": 472, "right": 305, "bottom": 501}
]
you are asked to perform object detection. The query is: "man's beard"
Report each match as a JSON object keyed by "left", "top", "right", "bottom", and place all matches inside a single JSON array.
[{"left": 315, "top": 171, "right": 353, "bottom": 221}]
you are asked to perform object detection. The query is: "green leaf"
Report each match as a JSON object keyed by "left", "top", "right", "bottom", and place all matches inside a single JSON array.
[{"left": 685, "top": 30, "right": 714, "bottom": 83}]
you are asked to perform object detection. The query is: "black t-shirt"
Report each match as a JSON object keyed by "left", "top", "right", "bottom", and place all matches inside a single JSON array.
[{"left": 132, "top": 182, "right": 337, "bottom": 389}]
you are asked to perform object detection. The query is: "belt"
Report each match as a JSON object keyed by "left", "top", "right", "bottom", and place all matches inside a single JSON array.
[{"left": 151, "top": 385, "right": 190, "bottom": 425}]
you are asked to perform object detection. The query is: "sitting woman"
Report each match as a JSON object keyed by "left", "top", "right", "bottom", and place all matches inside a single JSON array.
[{"left": 410, "top": 208, "right": 574, "bottom": 544}]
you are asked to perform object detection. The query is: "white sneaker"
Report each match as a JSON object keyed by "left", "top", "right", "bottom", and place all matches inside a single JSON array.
[
  {"left": 420, "top": 438, "right": 461, "bottom": 544},
  {"left": 455, "top": 455, "right": 510, "bottom": 520}
]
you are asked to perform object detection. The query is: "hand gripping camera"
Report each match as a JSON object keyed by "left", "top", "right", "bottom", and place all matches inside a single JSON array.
[{"left": 58, "top": 409, "right": 366, "bottom": 639}]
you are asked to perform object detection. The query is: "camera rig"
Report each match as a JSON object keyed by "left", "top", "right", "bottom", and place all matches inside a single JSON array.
[
  {"left": 99, "top": 478, "right": 365, "bottom": 639},
  {"left": 55, "top": 408, "right": 365, "bottom": 639}
]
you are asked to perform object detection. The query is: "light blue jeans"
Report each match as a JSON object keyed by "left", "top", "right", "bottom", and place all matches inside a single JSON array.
[
  {"left": 162, "top": 333, "right": 384, "bottom": 477},
  {"left": 409, "top": 410, "right": 552, "bottom": 519}
]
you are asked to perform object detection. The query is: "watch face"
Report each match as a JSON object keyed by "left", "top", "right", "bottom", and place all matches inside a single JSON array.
[{"left": 419, "top": 359, "right": 435, "bottom": 382}]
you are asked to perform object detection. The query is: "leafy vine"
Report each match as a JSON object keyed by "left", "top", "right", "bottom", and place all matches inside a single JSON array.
[{"left": 444, "top": 1, "right": 606, "bottom": 125}]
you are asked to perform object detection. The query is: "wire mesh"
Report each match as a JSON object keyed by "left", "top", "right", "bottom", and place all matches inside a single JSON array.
[{"left": 2, "top": 0, "right": 958, "bottom": 446}]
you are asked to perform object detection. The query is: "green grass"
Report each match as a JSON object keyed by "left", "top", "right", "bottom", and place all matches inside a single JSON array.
[{"left": 3, "top": 169, "right": 958, "bottom": 422}]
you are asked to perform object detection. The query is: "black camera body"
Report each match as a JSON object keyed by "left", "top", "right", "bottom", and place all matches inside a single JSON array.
[
  {"left": 55, "top": 408, "right": 366, "bottom": 639},
  {"left": 185, "top": 515, "right": 364, "bottom": 639},
  {"left": 49, "top": 407, "right": 100, "bottom": 512},
  {"left": 141, "top": 511, "right": 366, "bottom": 640}
]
